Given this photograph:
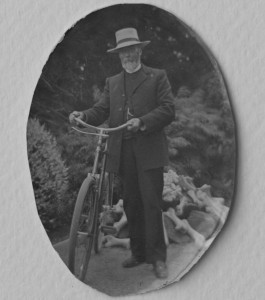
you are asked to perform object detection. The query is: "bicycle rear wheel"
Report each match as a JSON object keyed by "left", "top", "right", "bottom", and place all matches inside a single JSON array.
[{"left": 68, "top": 175, "right": 98, "bottom": 281}]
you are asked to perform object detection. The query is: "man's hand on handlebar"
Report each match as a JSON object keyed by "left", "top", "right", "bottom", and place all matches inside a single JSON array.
[
  {"left": 126, "top": 118, "right": 145, "bottom": 132},
  {"left": 69, "top": 111, "right": 85, "bottom": 125}
]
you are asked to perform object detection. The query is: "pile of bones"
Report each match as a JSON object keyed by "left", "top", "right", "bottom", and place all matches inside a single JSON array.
[{"left": 100, "top": 169, "right": 229, "bottom": 250}]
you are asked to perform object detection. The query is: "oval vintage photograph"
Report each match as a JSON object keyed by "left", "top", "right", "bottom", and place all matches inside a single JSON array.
[{"left": 27, "top": 3, "right": 236, "bottom": 296}]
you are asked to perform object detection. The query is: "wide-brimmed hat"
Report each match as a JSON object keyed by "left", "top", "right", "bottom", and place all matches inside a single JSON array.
[{"left": 107, "top": 28, "right": 150, "bottom": 53}]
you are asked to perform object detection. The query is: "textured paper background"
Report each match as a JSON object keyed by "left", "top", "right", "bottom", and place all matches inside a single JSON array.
[{"left": 1, "top": 0, "right": 264, "bottom": 299}]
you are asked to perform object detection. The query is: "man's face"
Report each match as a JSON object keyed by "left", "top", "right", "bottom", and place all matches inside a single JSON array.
[{"left": 118, "top": 45, "right": 142, "bottom": 72}]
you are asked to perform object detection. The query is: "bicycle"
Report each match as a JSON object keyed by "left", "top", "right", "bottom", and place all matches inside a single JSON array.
[{"left": 68, "top": 117, "right": 128, "bottom": 281}]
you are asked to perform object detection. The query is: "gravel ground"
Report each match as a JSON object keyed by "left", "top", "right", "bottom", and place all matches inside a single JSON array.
[{"left": 53, "top": 238, "right": 209, "bottom": 296}]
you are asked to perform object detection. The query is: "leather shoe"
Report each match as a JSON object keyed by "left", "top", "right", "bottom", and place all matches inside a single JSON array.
[
  {"left": 122, "top": 256, "right": 145, "bottom": 268},
  {"left": 153, "top": 261, "right": 168, "bottom": 279}
]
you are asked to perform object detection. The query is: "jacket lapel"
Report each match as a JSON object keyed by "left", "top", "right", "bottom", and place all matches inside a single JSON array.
[
  {"left": 116, "top": 71, "right": 125, "bottom": 95},
  {"left": 112, "top": 71, "right": 126, "bottom": 116},
  {"left": 131, "top": 64, "right": 148, "bottom": 95}
]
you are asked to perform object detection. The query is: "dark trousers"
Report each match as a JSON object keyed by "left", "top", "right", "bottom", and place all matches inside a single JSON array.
[{"left": 119, "top": 139, "right": 167, "bottom": 264}]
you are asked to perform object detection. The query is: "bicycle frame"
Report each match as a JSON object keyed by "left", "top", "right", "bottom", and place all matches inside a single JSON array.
[
  {"left": 92, "top": 129, "right": 108, "bottom": 208},
  {"left": 68, "top": 118, "right": 129, "bottom": 279},
  {"left": 72, "top": 118, "right": 128, "bottom": 207}
]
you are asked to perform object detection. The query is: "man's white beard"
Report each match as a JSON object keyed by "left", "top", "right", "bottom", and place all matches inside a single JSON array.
[{"left": 121, "top": 60, "right": 140, "bottom": 73}]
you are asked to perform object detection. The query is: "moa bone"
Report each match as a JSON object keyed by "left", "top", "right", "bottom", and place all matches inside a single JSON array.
[
  {"left": 164, "top": 208, "right": 205, "bottom": 248},
  {"left": 102, "top": 235, "right": 130, "bottom": 249}
]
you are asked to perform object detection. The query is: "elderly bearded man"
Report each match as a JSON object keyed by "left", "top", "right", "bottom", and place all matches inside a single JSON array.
[{"left": 69, "top": 28, "right": 175, "bottom": 279}]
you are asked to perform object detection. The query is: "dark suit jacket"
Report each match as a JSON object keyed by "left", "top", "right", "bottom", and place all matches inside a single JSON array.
[{"left": 84, "top": 64, "right": 175, "bottom": 173}]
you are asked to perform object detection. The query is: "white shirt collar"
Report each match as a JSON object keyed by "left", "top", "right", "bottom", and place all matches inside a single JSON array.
[{"left": 124, "top": 64, "right": 142, "bottom": 74}]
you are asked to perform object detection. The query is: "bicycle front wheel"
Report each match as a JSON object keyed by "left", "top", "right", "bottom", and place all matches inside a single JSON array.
[{"left": 68, "top": 175, "right": 98, "bottom": 281}]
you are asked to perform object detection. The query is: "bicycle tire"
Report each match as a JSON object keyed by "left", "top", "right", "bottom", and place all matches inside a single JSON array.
[{"left": 68, "top": 175, "right": 98, "bottom": 281}]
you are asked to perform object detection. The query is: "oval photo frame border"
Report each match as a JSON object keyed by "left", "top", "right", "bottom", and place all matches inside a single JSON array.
[{"left": 27, "top": 3, "right": 237, "bottom": 296}]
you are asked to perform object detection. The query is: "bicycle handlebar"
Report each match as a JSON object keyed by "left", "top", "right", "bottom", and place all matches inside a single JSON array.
[{"left": 73, "top": 117, "right": 129, "bottom": 133}]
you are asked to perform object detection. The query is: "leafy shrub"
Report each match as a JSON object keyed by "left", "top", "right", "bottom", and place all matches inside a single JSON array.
[
  {"left": 177, "top": 86, "right": 192, "bottom": 98},
  {"left": 57, "top": 128, "right": 97, "bottom": 192},
  {"left": 167, "top": 77, "right": 236, "bottom": 204},
  {"left": 27, "top": 118, "right": 69, "bottom": 230}
]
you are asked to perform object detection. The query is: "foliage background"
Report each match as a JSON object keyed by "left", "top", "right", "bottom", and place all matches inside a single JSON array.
[{"left": 27, "top": 4, "right": 236, "bottom": 235}]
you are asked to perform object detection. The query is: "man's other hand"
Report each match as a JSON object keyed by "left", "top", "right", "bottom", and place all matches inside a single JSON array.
[
  {"left": 69, "top": 111, "right": 85, "bottom": 125},
  {"left": 126, "top": 118, "right": 142, "bottom": 132}
]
